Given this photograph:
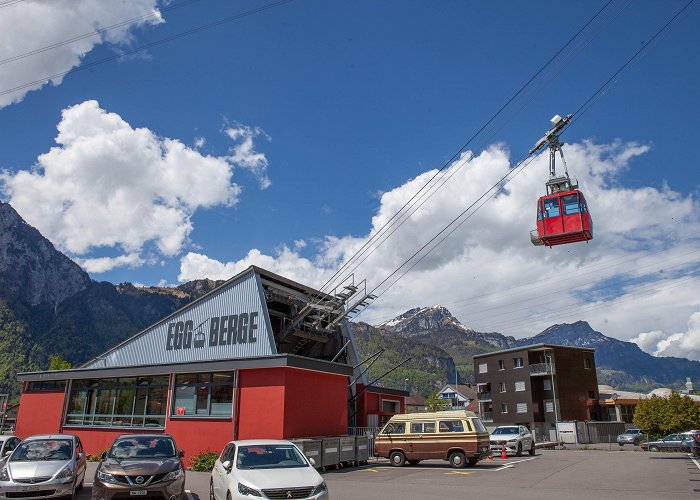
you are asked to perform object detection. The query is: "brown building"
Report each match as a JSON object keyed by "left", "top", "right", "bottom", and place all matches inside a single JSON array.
[{"left": 473, "top": 344, "right": 599, "bottom": 439}]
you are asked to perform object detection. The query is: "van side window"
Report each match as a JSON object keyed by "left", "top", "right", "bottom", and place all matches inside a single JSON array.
[
  {"left": 438, "top": 420, "right": 464, "bottom": 432},
  {"left": 410, "top": 422, "right": 436, "bottom": 433},
  {"left": 464, "top": 419, "right": 473, "bottom": 432},
  {"left": 382, "top": 422, "right": 405, "bottom": 434}
]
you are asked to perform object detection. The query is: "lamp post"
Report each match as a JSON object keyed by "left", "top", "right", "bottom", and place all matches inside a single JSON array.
[
  {"left": 548, "top": 353, "right": 559, "bottom": 445},
  {"left": 404, "top": 378, "right": 409, "bottom": 392}
]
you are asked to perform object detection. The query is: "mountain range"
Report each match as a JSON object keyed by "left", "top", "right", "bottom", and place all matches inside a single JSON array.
[{"left": 0, "top": 200, "right": 697, "bottom": 398}]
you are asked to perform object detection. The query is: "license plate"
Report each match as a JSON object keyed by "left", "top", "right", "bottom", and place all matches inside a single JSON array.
[
  {"left": 130, "top": 491, "right": 148, "bottom": 496},
  {"left": 21, "top": 486, "right": 40, "bottom": 492}
]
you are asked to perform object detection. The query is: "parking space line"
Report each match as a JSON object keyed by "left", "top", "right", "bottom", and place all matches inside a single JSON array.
[
  {"left": 690, "top": 457, "right": 700, "bottom": 471},
  {"left": 361, "top": 468, "right": 381, "bottom": 472},
  {"left": 445, "top": 471, "right": 474, "bottom": 475},
  {"left": 490, "top": 456, "right": 538, "bottom": 471}
]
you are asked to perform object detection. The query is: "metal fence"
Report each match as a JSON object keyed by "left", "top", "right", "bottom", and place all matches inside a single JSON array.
[
  {"left": 570, "top": 421, "right": 627, "bottom": 444},
  {"left": 348, "top": 426, "right": 378, "bottom": 457}
]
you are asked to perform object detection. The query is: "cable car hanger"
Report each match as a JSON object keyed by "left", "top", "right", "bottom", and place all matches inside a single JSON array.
[{"left": 529, "top": 114, "right": 593, "bottom": 247}]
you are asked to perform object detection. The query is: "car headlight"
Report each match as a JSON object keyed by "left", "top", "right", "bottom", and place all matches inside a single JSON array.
[
  {"left": 97, "top": 469, "right": 119, "bottom": 484},
  {"left": 311, "top": 481, "right": 327, "bottom": 495},
  {"left": 237, "top": 482, "right": 262, "bottom": 497},
  {"left": 0, "top": 467, "right": 9, "bottom": 481},
  {"left": 55, "top": 465, "right": 74, "bottom": 480},
  {"left": 162, "top": 467, "right": 182, "bottom": 481}
]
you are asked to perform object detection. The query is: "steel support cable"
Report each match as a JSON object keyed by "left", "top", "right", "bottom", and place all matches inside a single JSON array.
[
  {"left": 313, "top": 0, "right": 616, "bottom": 297},
  {"left": 350, "top": 1, "right": 697, "bottom": 327},
  {"left": 0, "top": 0, "right": 296, "bottom": 97},
  {"left": 445, "top": 244, "right": 700, "bottom": 310},
  {"left": 0, "top": 0, "right": 203, "bottom": 67},
  {"left": 319, "top": 0, "right": 626, "bottom": 298},
  {"left": 477, "top": 271, "right": 700, "bottom": 334},
  {"left": 0, "top": 0, "right": 25, "bottom": 9},
  {"left": 570, "top": 0, "right": 696, "bottom": 124},
  {"left": 462, "top": 259, "right": 700, "bottom": 326}
]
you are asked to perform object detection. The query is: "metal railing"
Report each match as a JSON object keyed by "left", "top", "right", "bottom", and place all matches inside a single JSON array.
[
  {"left": 348, "top": 427, "right": 378, "bottom": 458},
  {"left": 477, "top": 391, "right": 492, "bottom": 400},
  {"left": 529, "top": 362, "right": 555, "bottom": 376},
  {"left": 480, "top": 411, "right": 493, "bottom": 421}
]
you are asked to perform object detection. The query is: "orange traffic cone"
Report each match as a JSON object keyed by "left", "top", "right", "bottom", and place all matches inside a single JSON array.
[{"left": 500, "top": 443, "right": 508, "bottom": 460}]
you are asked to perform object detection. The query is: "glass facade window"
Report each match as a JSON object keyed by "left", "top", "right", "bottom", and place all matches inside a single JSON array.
[
  {"left": 26, "top": 380, "right": 66, "bottom": 392},
  {"left": 513, "top": 357, "right": 523, "bottom": 368},
  {"left": 65, "top": 376, "right": 169, "bottom": 428},
  {"left": 172, "top": 372, "right": 234, "bottom": 417},
  {"left": 544, "top": 198, "right": 560, "bottom": 218},
  {"left": 562, "top": 194, "right": 581, "bottom": 215}
]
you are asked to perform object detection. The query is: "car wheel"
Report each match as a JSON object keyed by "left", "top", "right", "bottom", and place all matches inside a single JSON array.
[
  {"left": 529, "top": 442, "right": 536, "bottom": 456},
  {"left": 516, "top": 442, "right": 522, "bottom": 457},
  {"left": 389, "top": 450, "right": 406, "bottom": 467},
  {"left": 618, "top": 443, "right": 624, "bottom": 447},
  {"left": 634, "top": 439, "right": 640, "bottom": 446},
  {"left": 449, "top": 451, "right": 466, "bottom": 468},
  {"left": 649, "top": 445, "right": 659, "bottom": 452},
  {"left": 210, "top": 478, "right": 215, "bottom": 500},
  {"left": 76, "top": 476, "right": 84, "bottom": 491},
  {"left": 407, "top": 460, "right": 420, "bottom": 465}
]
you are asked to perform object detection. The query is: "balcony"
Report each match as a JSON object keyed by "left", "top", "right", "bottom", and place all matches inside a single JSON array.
[
  {"left": 480, "top": 411, "right": 493, "bottom": 422},
  {"left": 529, "top": 362, "right": 555, "bottom": 376},
  {"left": 477, "top": 391, "right": 492, "bottom": 401}
]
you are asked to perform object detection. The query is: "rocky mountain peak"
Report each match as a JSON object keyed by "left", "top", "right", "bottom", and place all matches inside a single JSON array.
[
  {"left": 0, "top": 201, "right": 91, "bottom": 306},
  {"left": 519, "top": 320, "right": 609, "bottom": 347},
  {"left": 378, "top": 305, "right": 464, "bottom": 334}
]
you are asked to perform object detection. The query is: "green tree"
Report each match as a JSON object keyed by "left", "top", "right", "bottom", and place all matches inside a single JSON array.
[
  {"left": 424, "top": 392, "right": 449, "bottom": 412},
  {"left": 48, "top": 355, "right": 71, "bottom": 370},
  {"left": 633, "top": 393, "right": 700, "bottom": 436}
]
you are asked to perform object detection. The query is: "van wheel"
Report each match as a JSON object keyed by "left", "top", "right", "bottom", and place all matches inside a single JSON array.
[
  {"left": 449, "top": 451, "right": 466, "bottom": 468},
  {"left": 389, "top": 451, "right": 406, "bottom": 467},
  {"left": 516, "top": 443, "right": 523, "bottom": 457}
]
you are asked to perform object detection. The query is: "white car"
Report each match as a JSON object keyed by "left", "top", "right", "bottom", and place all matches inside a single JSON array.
[
  {"left": 489, "top": 425, "right": 535, "bottom": 456},
  {"left": 210, "top": 440, "right": 328, "bottom": 500}
]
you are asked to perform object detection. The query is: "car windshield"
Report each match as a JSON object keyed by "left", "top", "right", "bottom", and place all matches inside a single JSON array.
[
  {"left": 10, "top": 440, "right": 72, "bottom": 462},
  {"left": 108, "top": 437, "right": 176, "bottom": 459},
  {"left": 236, "top": 445, "right": 308, "bottom": 470},
  {"left": 623, "top": 430, "right": 640, "bottom": 435},
  {"left": 492, "top": 427, "right": 519, "bottom": 435}
]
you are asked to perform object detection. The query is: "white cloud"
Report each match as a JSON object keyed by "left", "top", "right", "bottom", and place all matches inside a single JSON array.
[
  {"left": 225, "top": 125, "right": 271, "bottom": 189},
  {"left": 178, "top": 139, "right": 700, "bottom": 356},
  {"left": 1, "top": 100, "right": 243, "bottom": 268},
  {"left": 0, "top": 0, "right": 163, "bottom": 108},
  {"left": 632, "top": 312, "right": 700, "bottom": 360}
]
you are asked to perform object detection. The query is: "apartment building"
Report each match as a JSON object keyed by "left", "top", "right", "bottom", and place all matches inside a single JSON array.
[{"left": 473, "top": 344, "right": 599, "bottom": 439}]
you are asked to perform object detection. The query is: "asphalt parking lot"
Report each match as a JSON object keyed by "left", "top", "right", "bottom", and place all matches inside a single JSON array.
[{"left": 78, "top": 447, "right": 700, "bottom": 500}]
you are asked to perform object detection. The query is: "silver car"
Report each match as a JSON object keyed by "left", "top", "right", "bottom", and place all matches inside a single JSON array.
[
  {"left": 489, "top": 425, "right": 535, "bottom": 456},
  {"left": 0, "top": 434, "right": 87, "bottom": 500}
]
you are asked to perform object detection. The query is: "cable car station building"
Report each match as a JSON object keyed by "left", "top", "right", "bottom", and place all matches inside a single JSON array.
[{"left": 15, "top": 266, "right": 404, "bottom": 460}]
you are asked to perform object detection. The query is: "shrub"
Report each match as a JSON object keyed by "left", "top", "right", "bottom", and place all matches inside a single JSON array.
[
  {"left": 86, "top": 450, "right": 109, "bottom": 462},
  {"left": 189, "top": 450, "right": 218, "bottom": 471}
]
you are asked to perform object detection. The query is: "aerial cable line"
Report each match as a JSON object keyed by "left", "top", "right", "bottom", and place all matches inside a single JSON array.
[
  {"left": 0, "top": 0, "right": 26, "bottom": 9},
  {"left": 0, "top": 0, "right": 203, "bottom": 67},
  {"left": 350, "top": 0, "right": 696, "bottom": 325},
  {"left": 461, "top": 256, "right": 700, "bottom": 325},
  {"left": 315, "top": 0, "right": 617, "bottom": 297},
  {"left": 478, "top": 271, "right": 700, "bottom": 333},
  {"left": 0, "top": 0, "right": 296, "bottom": 97},
  {"left": 445, "top": 244, "right": 700, "bottom": 311},
  {"left": 570, "top": 0, "right": 696, "bottom": 124}
]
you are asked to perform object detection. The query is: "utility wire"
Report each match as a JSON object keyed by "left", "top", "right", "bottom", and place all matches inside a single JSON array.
[
  {"left": 0, "top": 0, "right": 202, "bottom": 67},
  {"left": 0, "top": 0, "right": 296, "bottom": 97}
]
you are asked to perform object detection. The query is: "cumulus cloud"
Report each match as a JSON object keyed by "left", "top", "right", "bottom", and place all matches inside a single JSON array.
[
  {"left": 178, "top": 139, "right": 700, "bottom": 353},
  {"left": 632, "top": 312, "right": 700, "bottom": 360},
  {"left": 225, "top": 125, "right": 271, "bottom": 189},
  {"left": 1, "top": 100, "right": 243, "bottom": 272},
  {"left": 0, "top": 0, "right": 163, "bottom": 108}
]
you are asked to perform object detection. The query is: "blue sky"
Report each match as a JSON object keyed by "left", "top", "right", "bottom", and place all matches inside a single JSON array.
[{"left": 1, "top": 0, "right": 699, "bottom": 356}]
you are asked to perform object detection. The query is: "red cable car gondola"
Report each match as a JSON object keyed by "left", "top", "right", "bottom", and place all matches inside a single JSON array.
[{"left": 529, "top": 114, "right": 593, "bottom": 247}]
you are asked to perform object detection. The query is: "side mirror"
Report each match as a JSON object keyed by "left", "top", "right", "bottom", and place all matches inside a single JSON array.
[
  {"left": 308, "top": 457, "right": 315, "bottom": 467},
  {"left": 222, "top": 460, "right": 231, "bottom": 471},
  {"left": 179, "top": 450, "right": 185, "bottom": 458},
  {"left": 100, "top": 451, "right": 107, "bottom": 460},
  {"left": 77, "top": 452, "right": 84, "bottom": 460}
]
